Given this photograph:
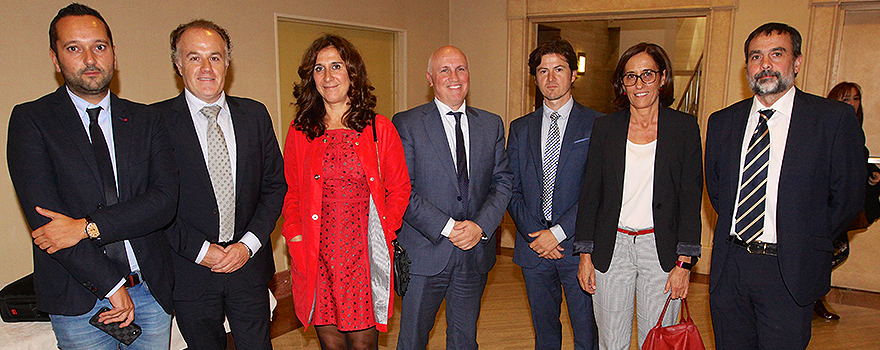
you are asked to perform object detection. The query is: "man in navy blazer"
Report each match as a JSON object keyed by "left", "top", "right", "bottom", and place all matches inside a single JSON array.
[
  {"left": 152, "top": 20, "right": 285, "bottom": 350},
  {"left": 705, "top": 23, "right": 864, "bottom": 349},
  {"left": 394, "top": 46, "right": 512, "bottom": 350},
  {"left": 507, "top": 40, "right": 599, "bottom": 350},
  {"left": 7, "top": 4, "right": 177, "bottom": 348}
]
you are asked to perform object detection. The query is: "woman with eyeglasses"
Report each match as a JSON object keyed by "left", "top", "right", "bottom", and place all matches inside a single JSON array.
[{"left": 574, "top": 43, "right": 703, "bottom": 349}]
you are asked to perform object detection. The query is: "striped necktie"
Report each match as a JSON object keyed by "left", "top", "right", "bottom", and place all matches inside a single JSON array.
[
  {"left": 735, "top": 109, "right": 773, "bottom": 243},
  {"left": 542, "top": 111, "right": 562, "bottom": 220}
]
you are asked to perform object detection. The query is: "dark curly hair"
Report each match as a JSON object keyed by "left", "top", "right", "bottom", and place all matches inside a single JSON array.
[
  {"left": 528, "top": 39, "right": 577, "bottom": 76},
  {"left": 293, "top": 35, "right": 376, "bottom": 140},
  {"left": 611, "top": 42, "right": 675, "bottom": 111}
]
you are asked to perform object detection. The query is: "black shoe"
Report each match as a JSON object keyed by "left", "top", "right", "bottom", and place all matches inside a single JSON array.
[{"left": 814, "top": 300, "right": 840, "bottom": 320}]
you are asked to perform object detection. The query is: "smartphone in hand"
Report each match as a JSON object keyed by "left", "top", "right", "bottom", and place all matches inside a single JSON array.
[{"left": 88, "top": 306, "right": 142, "bottom": 346}]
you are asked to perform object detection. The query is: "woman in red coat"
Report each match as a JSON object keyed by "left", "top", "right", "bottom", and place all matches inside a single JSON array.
[{"left": 282, "top": 34, "right": 410, "bottom": 349}]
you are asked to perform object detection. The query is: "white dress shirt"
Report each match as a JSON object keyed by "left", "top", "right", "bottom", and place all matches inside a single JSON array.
[
  {"left": 68, "top": 87, "right": 139, "bottom": 298},
  {"left": 183, "top": 89, "right": 261, "bottom": 262},
  {"left": 729, "top": 87, "right": 796, "bottom": 244},
  {"left": 541, "top": 97, "right": 574, "bottom": 244},
  {"left": 435, "top": 98, "right": 472, "bottom": 238}
]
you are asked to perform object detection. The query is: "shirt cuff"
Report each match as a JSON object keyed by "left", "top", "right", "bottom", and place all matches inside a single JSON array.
[
  {"left": 573, "top": 240, "right": 594, "bottom": 255},
  {"left": 676, "top": 242, "right": 702, "bottom": 257},
  {"left": 441, "top": 218, "right": 455, "bottom": 237},
  {"left": 104, "top": 278, "right": 126, "bottom": 299},
  {"left": 194, "top": 240, "right": 211, "bottom": 264},
  {"left": 549, "top": 225, "right": 566, "bottom": 244},
  {"left": 239, "top": 232, "right": 261, "bottom": 257}
]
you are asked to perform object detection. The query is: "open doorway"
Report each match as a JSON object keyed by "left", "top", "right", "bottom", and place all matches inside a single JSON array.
[{"left": 532, "top": 17, "right": 706, "bottom": 115}]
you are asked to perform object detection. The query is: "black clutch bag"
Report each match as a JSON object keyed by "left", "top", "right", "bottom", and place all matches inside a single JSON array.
[
  {"left": 392, "top": 239, "right": 411, "bottom": 297},
  {"left": 89, "top": 307, "right": 142, "bottom": 346}
]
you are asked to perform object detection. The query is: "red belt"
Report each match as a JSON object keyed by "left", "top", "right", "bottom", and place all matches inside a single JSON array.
[{"left": 617, "top": 228, "right": 654, "bottom": 236}]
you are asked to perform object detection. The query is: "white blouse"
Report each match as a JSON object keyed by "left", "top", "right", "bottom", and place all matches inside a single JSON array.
[{"left": 618, "top": 139, "right": 657, "bottom": 230}]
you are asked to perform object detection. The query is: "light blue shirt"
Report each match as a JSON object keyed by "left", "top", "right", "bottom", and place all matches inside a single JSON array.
[
  {"left": 66, "top": 87, "right": 139, "bottom": 298},
  {"left": 541, "top": 97, "right": 575, "bottom": 244}
]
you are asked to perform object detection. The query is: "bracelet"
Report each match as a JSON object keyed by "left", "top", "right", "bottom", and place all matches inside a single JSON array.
[{"left": 675, "top": 260, "right": 693, "bottom": 270}]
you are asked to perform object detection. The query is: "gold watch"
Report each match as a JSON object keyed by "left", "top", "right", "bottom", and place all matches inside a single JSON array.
[{"left": 84, "top": 216, "right": 100, "bottom": 239}]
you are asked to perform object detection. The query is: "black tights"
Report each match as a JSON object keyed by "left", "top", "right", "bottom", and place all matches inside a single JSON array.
[{"left": 315, "top": 325, "right": 379, "bottom": 350}]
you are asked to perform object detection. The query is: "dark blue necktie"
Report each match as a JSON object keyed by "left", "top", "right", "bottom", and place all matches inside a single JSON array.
[
  {"left": 88, "top": 107, "right": 130, "bottom": 273},
  {"left": 449, "top": 111, "right": 469, "bottom": 217}
]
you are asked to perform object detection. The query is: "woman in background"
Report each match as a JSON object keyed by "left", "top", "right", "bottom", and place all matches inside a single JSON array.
[
  {"left": 817, "top": 82, "right": 878, "bottom": 320},
  {"left": 282, "top": 35, "right": 410, "bottom": 349},
  {"left": 575, "top": 43, "right": 702, "bottom": 349}
]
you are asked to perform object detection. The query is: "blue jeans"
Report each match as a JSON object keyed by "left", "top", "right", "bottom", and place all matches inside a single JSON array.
[{"left": 50, "top": 282, "right": 171, "bottom": 350}]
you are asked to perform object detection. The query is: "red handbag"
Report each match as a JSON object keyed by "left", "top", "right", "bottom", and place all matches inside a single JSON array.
[{"left": 642, "top": 296, "right": 706, "bottom": 350}]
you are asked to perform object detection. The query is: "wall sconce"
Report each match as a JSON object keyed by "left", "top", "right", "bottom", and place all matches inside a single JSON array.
[{"left": 577, "top": 52, "right": 586, "bottom": 75}]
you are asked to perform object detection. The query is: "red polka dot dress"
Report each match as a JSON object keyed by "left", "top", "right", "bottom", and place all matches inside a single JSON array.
[{"left": 313, "top": 129, "right": 375, "bottom": 331}]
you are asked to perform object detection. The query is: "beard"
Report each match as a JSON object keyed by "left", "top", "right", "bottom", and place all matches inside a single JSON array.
[
  {"left": 749, "top": 69, "right": 794, "bottom": 96},
  {"left": 61, "top": 64, "right": 113, "bottom": 97}
]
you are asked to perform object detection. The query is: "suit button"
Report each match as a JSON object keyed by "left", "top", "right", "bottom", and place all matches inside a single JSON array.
[
  {"left": 97, "top": 204, "right": 104, "bottom": 209},
  {"left": 323, "top": 139, "right": 327, "bottom": 143},
  {"left": 212, "top": 208, "right": 218, "bottom": 215},
  {"left": 382, "top": 216, "right": 386, "bottom": 220},
  {"left": 312, "top": 214, "right": 318, "bottom": 220},
  {"left": 369, "top": 177, "right": 374, "bottom": 181},
  {"left": 355, "top": 141, "right": 359, "bottom": 146},
  {"left": 315, "top": 174, "right": 320, "bottom": 180},
  {"left": 457, "top": 196, "right": 462, "bottom": 201}
]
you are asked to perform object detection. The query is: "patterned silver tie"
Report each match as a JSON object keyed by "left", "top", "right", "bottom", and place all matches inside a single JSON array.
[
  {"left": 202, "top": 105, "right": 235, "bottom": 243},
  {"left": 542, "top": 111, "right": 562, "bottom": 220},
  {"left": 735, "top": 109, "right": 773, "bottom": 243}
]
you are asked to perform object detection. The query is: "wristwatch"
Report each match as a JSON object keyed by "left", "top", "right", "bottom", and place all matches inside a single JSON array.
[
  {"left": 84, "top": 216, "right": 100, "bottom": 239},
  {"left": 675, "top": 260, "right": 694, "bottom": 270}
]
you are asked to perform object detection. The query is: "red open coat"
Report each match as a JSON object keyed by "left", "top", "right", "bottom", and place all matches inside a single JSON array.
[{"left": 282, "top": 115, "right": 410, "bottom": 331}]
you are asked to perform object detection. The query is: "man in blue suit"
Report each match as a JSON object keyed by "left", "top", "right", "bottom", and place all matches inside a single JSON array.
[
  {"left": 507, "top": 40, "right": 600, "bottom": 350},
  {"left": 706, "top": 23, "right": 864, "bottom": 349},
  {"left": 394, "top": 46, "right": 512, "bottom": 350}
]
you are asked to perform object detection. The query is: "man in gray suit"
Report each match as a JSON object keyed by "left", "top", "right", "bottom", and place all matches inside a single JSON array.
[{"left": 393, "top": 46, "right": 513, "bottom": 350}]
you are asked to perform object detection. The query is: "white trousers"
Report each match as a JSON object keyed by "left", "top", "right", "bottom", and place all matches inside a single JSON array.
[{"left": 593, "top": 232, "right": 680, "bottom": 350}]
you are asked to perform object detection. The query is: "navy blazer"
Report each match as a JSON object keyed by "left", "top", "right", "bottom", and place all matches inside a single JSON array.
[
  {"left": 705, "top": 89, "right": 864, "bottom": 306},
  {"left": 7, "top": 87, "right": 177, "bottom": 315},
  {"left": 574, "top": 107, "right": 703, "bottom": 273},
  {"left": 393, "top": 102, "right": 513, "bottom": 276},
  {"left": 507, "top": 101, "right": 600, "bottom": 268},
  {"left": 152, "top": 93, "right": 286, "bottom": 300}
]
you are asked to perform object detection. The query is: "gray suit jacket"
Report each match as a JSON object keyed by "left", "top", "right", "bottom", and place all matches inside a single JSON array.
[{"left": 392, "top": 102, "right": 512, "bottom": 276}]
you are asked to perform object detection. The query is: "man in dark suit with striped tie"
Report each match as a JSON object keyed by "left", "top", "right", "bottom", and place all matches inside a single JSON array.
[
  {"left": 705, "top": 22, "right": 864, "bottom": 350},
  {"left": 507, "top": 39, "right": 599, "bottom": 350}
]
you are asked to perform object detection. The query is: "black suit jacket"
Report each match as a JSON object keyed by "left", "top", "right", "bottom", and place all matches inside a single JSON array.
[
  {"left": 507, "top": 101, "right": 599, "bottom": 268},
  {"left": 706, "top": 89, "right": 865, "bottom": 305},
  {"left": 152, "top": 93, "right": 285, "bottom": 300},
  {"left": 393, "top": 102, "right": 513, "bottom": 276},
  {"left": 574, "top": 107, "right": 703, "bottom": 272},
  {"left": 7, "top": 86, "right": 177, "bottom": 315}
]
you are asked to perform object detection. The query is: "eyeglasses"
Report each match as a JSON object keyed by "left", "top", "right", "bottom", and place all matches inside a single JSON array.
[{"left": 621, "top": 70, "right": 661, "bottom": 87}]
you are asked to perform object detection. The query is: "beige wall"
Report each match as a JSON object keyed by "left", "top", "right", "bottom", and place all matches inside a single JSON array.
[{"left": 0, "top": 0, "right": 451, "bottom": 287}]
